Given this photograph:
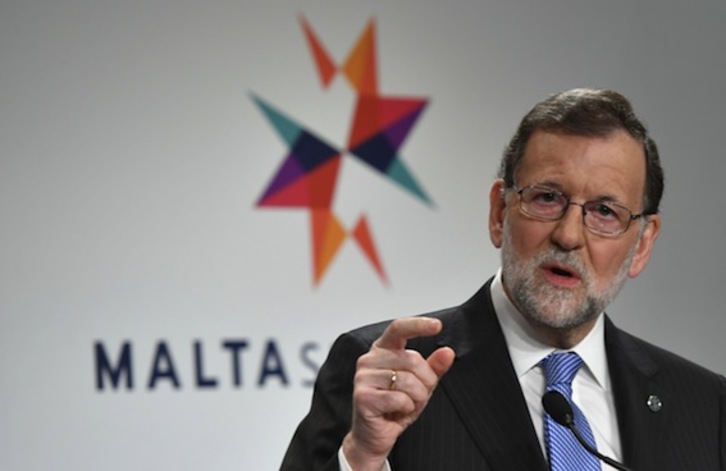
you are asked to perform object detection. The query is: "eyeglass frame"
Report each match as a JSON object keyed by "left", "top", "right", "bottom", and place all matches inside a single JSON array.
[{"left": 507, "top": 184, "right": 650, "bottom": 236}]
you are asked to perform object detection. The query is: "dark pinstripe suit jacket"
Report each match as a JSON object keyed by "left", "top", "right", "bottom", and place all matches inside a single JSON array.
[{"left": 280, "top": 279, "right": 726, "bottom": 470}]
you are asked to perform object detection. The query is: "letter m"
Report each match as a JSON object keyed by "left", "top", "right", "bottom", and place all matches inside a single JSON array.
[{"left": 95, "top": 341, "right": 133, "bottom": 391}]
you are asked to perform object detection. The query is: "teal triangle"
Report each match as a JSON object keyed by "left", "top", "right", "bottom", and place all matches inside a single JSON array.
[
  {"left": 386, "top": 157, "right": 434, "bottom": 207},
  {"left": 250, "top": 93, "right": 302, "bottom": 147}
]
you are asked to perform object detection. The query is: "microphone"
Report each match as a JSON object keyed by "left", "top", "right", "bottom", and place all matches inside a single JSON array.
[{"left": 542, "top": 391, "right": 633, "bottom": 471}]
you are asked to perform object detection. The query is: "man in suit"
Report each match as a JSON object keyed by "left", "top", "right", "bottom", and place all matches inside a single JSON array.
[{"left": 280, "top": 88, "right": 726, "bottom": 470}]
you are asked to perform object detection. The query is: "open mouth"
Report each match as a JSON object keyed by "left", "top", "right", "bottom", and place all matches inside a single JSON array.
[
  {"left": 550, "top": 267, "right": 573, "bottom": 278},
  {"left": 541, "top": 262, "right": 581, "bottom": 284},
  {"left": 541, "top": 264, "right": 581, "bottom": 288}
]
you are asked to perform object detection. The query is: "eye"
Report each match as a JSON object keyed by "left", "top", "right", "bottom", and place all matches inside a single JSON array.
[
  {"left": 529, "top": 188, "right": 561, "bottom": 205},
  {"left": 588, "top": 202, "right": 622, "bottom": 221},
  {"left": 538, "top": 192, "right": 558, "bottom": 203}
]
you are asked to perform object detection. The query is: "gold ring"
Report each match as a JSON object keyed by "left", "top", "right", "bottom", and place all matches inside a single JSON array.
[{"left": 388, "top": 370, "right": 398, "bottom": 390}]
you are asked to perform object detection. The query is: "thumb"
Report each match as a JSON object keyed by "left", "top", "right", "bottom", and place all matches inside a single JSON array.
[{"left": 427, "top": 346, "right": 456, "bottom": 379}]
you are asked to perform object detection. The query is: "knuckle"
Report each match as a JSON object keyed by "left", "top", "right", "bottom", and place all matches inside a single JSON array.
[
  {"left": 387, "top": 319, "right": 403, "bottom": 336},
  {"left": 353, "top": 388, "right": 376, "bottom": 407},
  {"left": 403, "top": 349, "right": 424, "bottom": 363},
  {"left": 356, "top": 350, "right": 378, "bottom": 369}
]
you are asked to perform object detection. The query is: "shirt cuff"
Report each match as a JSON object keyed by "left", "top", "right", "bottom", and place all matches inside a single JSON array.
[{"left": 338, "top": 447, "right": 392, "bottom": 471}]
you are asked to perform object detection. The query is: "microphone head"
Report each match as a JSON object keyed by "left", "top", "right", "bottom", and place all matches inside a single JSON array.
[{"left": 542, "top": 390, "right": 575, "bottom": 426}]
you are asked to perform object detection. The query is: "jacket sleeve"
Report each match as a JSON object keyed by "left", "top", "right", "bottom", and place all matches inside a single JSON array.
[{"left": 280, "top": 331, "right": 371, "bottom": 471}]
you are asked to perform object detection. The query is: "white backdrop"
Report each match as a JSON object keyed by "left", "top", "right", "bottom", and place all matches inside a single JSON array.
[{"left": 2, "top": 1, "right": 725, "bottom": 469}]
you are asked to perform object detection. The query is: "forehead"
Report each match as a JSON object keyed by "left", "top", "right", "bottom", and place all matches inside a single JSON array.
[{"left": 516, "top": 129, "right": 647, "bottom": 202}]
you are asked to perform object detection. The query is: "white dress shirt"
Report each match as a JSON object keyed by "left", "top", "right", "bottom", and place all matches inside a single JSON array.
[
  {"left": 491, "top": 268, "right": 623, "bottom": 469},
  {"left": 339, "top": 269, "right": 623, "bottom": 470}
]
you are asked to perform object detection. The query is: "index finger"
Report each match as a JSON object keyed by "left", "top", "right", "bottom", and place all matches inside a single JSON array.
[{"left": 373, "top": 317, "right": 443, "bottom": 351}]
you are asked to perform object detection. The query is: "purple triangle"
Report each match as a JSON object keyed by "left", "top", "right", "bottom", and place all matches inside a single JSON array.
[
  {"left": 257, "top": 153, "right": 305, "bottom": 204},
  {"left": 384, "top": 105, "right": 426, "bottom": 151}
]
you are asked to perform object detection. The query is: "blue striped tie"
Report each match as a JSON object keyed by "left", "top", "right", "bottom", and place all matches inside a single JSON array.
[{"left": 541, "top": 352, "right": 601, "bottom": 470}]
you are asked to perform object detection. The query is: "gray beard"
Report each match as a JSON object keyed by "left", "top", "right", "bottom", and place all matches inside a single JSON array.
[{"left": 500, "top": 220, "right": 636, "bottom": 330}]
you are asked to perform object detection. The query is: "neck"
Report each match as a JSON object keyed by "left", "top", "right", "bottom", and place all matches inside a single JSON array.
[{"left": 526, "top": 316, "right": 598, "bottom": 349}]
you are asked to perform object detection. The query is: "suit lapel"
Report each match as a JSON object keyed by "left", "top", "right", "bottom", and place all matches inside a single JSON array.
[
  {"left": 433, "top": 284, "right": 673, "bottom": 470},
  {"left": 437, "top": 282, "right": 547, "bottom": 471},
  {"left": 605, "top": 316, "right": 666, "bottom": 469}
]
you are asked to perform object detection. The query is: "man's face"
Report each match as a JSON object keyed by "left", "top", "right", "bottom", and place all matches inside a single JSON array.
[{"left": 489, "top": 129, "right": 661, "bottom": 335}]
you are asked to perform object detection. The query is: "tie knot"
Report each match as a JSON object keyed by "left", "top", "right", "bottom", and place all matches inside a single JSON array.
[{"left": 540, "top": 352, "right": 583, "bottom": 387}]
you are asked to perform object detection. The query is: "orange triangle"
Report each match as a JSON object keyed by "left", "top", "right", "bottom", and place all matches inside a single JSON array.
[
  {"left": 352, "top": 215, "right": 388, "bottom": 285},
  {"left": 311, "top": 210, "right": 346, "bottom": 285},
  {"left": 342, "top": 19, "right": 378, "bottom": 95},
  {"left": 299, "top": 15, "right": 338, "bottom": 88}
]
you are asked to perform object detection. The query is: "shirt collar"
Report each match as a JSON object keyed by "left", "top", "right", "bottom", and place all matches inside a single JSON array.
[{"left": 491, "top": 268, "right": 610, "bottom": 390}]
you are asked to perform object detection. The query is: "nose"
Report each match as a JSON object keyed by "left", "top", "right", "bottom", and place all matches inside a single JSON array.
[{"left": 550, "top": 203, "right": 586, "bottom": 251}]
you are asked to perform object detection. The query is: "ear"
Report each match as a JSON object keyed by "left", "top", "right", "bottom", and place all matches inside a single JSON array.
[
  {"left": 489, "top": 179, "right": 508, "bottom": 248},
  {"left": 628, "top": 214, "right": 662, "bottom": 278}
]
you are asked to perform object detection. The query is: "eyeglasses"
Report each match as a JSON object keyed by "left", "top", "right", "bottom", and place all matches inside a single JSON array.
[{"left": 509, "top": 184, "right": 647, "bottom": 236}]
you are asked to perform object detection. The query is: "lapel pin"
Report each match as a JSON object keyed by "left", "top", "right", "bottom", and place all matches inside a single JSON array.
[{"left": 646, "top": 394, "right": 662, "bottom": 412}]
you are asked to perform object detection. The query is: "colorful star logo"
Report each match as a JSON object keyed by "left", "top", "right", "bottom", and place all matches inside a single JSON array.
[{"left": 252, "top": 16, "right": 432, "bottom": 286}]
